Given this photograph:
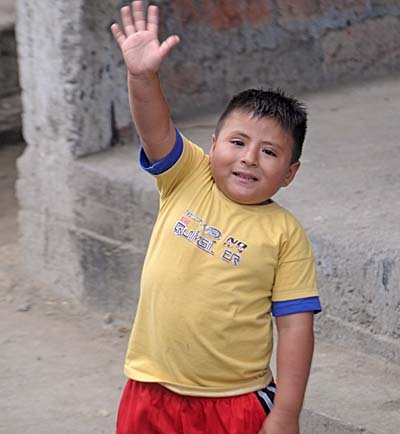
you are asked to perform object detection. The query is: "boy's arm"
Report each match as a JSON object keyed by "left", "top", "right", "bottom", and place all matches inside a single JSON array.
[
  {"left": 111, "top": 1, "right": 180, "bottom": 164},
  {"left": 259, "top": 312, "right": 314, "bottom": 434}
]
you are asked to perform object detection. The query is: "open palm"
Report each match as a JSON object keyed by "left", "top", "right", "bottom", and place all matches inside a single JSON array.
[{"left": 111, "top": 1, "right": 180, "bottom": 77}]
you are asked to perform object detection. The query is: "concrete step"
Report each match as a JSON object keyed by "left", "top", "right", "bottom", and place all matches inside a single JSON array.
[{"left": 300, "top": 340, "right": 400, "bottom": 434}]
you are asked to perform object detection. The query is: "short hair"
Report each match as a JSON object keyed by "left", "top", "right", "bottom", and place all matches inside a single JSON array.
[{"left": 215, "top": 88, "right": 307, "bottom": 164}]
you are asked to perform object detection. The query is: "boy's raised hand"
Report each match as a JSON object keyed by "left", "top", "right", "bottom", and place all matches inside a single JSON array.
[{"left": 111, "top": 1, "right": 180, "bottom": 78}]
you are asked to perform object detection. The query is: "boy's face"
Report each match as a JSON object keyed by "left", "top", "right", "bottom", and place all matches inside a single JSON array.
[{"left": 209, "top": 110, "right": 300, "bottom": 205}]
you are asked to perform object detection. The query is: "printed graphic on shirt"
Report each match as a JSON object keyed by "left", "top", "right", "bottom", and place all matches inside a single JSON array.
[
  {"left": 224, "top": 236, "right": 248, "bottom": 253},
  {"left": 173, "top": 209, "right": 248, "bottom": 267}
]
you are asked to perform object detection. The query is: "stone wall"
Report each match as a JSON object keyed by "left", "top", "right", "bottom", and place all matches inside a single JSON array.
[{"left": 161, "top": 0, "right": 400, "bottom": 117}]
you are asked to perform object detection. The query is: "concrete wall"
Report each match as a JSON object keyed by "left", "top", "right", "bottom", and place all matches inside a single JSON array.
[{"left": 15, "top": 0, "right": 400, "bottom": 317}]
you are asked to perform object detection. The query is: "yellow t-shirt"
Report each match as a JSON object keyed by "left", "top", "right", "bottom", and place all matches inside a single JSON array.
[{"left": 124, "top": 134, "right": 319, "bottom": 396}]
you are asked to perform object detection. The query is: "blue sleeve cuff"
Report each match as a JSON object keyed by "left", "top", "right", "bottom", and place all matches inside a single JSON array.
[
  {"left": 139, "top": 128, "right": 184, "bottom": 175},
  {"left": 272, "top": 296, "right": 322, "bottom": 317}
]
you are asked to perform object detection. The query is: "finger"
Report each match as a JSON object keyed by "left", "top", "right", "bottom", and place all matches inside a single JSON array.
[
  {"left": 111, "top": 23, "right": 126, "bottom": 47},
  {"left": 146, "top": 5, "right": 159, "bottom": 36},
  {"left": 159, "top": 35, "right": 180, "bottom": 60},
  {"left": 132, "top": 1, "right": 146, "bottom": 31},
  {"left": 121, "top": 5, "right": 135, "bottom": 36}
]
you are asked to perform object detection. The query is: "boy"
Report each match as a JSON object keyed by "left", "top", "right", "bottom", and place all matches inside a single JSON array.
[{"left": 111, "top": 2, "right": 321, "bottom": 434}]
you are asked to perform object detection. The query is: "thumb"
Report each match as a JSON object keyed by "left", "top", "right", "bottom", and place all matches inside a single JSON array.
[{"left": 159, "top": 35, "right": 180, "bottom": 61}]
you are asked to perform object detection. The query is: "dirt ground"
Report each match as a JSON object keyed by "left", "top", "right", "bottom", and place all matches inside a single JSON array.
[{"left": 0, "top": 143, "right": 131, "bottom": 433}]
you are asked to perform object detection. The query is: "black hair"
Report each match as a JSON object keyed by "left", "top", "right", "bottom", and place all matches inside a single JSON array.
[{"left": 215, "top": 88, "right": 307, "bottom": 164}]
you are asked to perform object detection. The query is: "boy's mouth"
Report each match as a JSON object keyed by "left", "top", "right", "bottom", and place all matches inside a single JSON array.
[{"left": 233, "top": 171, "right": 258, "bottom": 182}]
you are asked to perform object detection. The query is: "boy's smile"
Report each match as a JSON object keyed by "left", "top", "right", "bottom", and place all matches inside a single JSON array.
[{"left": 209, "top": 111, "right": 300, "bottom": 205}]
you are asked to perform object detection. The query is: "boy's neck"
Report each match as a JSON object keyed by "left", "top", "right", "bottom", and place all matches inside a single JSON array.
[{"left": 254, "top": 198, "right": 273, "bottom": 206}]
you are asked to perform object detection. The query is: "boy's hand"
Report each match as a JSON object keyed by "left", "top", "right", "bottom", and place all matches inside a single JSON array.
[
  {"left": 111, "top": 1, "right": 180, "bottom": 78},
  {"left": 258, "top": 411, "right": 299, "bottom": 434}
]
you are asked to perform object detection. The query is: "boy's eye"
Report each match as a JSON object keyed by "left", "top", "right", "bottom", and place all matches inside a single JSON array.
[
  {"left": 262, "top": 149, "right": 277, "bottom": 157},
  {"left": 231, "top": 140, "right": 244, "bottom": 147}
]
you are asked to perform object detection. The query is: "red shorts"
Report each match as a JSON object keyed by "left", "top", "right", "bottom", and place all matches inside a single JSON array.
[{"left": 116, "top": 379, "right": 276, "bottom": 434}]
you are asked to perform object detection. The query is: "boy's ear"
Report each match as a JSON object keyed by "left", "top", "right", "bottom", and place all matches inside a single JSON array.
[
  {"left": 282, "top": 161, "right": 301, "bottom": 187},
  {"left": 210, "top": 134, "right": 217, "bottom": 157}
]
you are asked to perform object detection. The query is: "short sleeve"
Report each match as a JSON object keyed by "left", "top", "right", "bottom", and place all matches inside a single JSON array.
[
  {"left": 272, "top": 296, "right": 322, "bottom": 316},
  {"left": 139, "top": 129, "right": 209, "bottom": 200},
  {"left": 272, "top": 220, "right": 319, "bottom": 304},
  {"left": 139, "top": 128, "right": 184, "bottom": 175}
]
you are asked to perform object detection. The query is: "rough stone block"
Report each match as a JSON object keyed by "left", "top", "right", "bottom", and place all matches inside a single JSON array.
[
  {"left": 17, "top": 141, "right": 160, "bottom": 313},
  {"left": 276, "top": 0, "right": 319, "bottom": 20},
  {"left": 17, "top": 208, "right": 84, "bottom": 299},
  {"left": 321, "top": 16, "right": 400, "bottom": 82},
  {"left": 319, "top": 0, "right": 368, "bottom": 13},
  {"left": 370, "top": 0, "right": 400, "bottom": 8},
  {"left": 18, "top": 204, "right": 146, "bottom": 314},
  {"left": 75, "top": 230, "right": 144, "bottom": 313},
  {"left": 16, "top": 0, "right": 132, "bottom": 158},
  {"left": 312, "top": 235, "right": 400, "bottom": 342},
  {"left": 72, "top": 144, "right": 159, "bottom": 250},
  {"left": 173, "top": 0, "right": 272, "bottom": 29},
  {"left": 161, "top": 63, "right": 203, "bottom": 96}
]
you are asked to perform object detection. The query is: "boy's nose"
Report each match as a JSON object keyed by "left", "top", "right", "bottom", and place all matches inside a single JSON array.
[{"left": 240, "top": 147, "right": 258, "bottom": 166}]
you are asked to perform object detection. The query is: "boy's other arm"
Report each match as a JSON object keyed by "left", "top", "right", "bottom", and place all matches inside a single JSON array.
[
  {"left": 111, "top": 1, "right": 180, "bottom": 164},
  {"left": 258, "top": 312, "right": 314, "bottom": 434}
]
